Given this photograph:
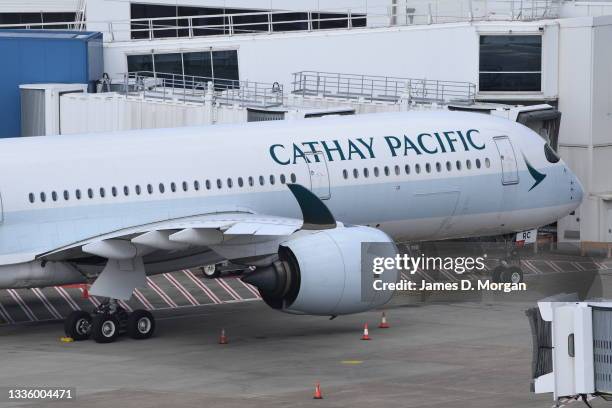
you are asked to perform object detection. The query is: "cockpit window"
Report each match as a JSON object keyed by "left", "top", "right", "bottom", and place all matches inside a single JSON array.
[{"left": 544, "top": 143, "right": 560, "bottom": 163}]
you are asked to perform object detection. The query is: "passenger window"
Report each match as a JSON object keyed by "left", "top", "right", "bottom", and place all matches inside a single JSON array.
[
  {"left": 446, "top": 161, "right": 451, "bottom": 171},
  {"left": 476, "top": 159, "right": 481, "bottom": 169},
  {"left": 238, "top": 177, "right": 244, "bottom": 187},
  {"left": 28, "top": 193, "right": 35, "bottom": 203},
  {"left": 170, "top": 182, "right": 177, "bottom": 192},
  {"left": 111, "top": 187, "right": 117, "bottom": 197},
  {"left": 290, "top": 173, "right": 296, "bottom": 183},
  {"left": 88, "top": 188, "right": 94, "bottom": 199},
  {"left": 259, "top": 176, "right": 265, "bottom": 186},
  {"left": 194, "top": 180, "right": 200, "bottom": 191},
  {"left": 485, "top": 158, "right": 491, "bottom": 168},
  {"left": 40, "top": 192, "right": 46, "bottom": 202},
  {"left": 76, "top": 189, "right": 81, "bottom": 200},
  {"left": 159, "top": 183, "right": 165, "bottom": 194},
  {"left": 51, "top": 191, "right": 58, "bottom": 201},
  {"left": 415, "top": 164, "right": 421, "bottom": 174},
  {"left": 394, "top": 165, "right": 400, "bottom": 175},
  {"left": 363, "top": 168, "right": 369, "bottom": 178},
  {"left": 425, "top": 163, "right": 431, "bottom": 173},
  {"left": 466, "top": 160, "right": 472, "bottom": 170},
  {"left": 100, "top": 188, "right": 106, "bottom": 198},
  {"left": 147, "top": 184, "right": 153, "bottom": 194},
  {"left": 436, "top": 162, "right": 441, "bottom": 172},
  {"left": 456, "top": 160, "right": 462, "bottom": 170},
  {"left": 404, "top": 165, "right": 410, "bottom": 175},
  {"left": 217, "top": 179, "right": 222, "bottom": 189},
  {"left": 248, "top": 176, "right": 254, "bottom": 186},
  {"left": 227, "top": 178, "right": 233, "bottom": 188},
  {"left": 384, "top": 166, "right": 390, "bottom": 176},
  {"left": 63, "top": 190, "right": 69, "bottom": 200},
  {"left": 374, "top": 167, "right": 380, "bottom": 177},
  {"left": 182, "top": 181, "right": 188, "bottom": 192},
  {"left": 353, "top": 169, "right": 359, "bottom": 179},
  {"left": 135, "top": 185, "right": 141, "bottom": 195},
  {"left": 280, "top": 174, "right": 286, "bottom": 184},
  {"left": 343, "top": 169, "right": 348, "bottom": 179},
  {"left": 124, "top": 186, "right": 129, "bottom": 196},
  {"left": 206, "top": 180, "right": 211, "bottom": 190},
  {"left": 270, "top": 175, "right": 275, "bottom": 185}
]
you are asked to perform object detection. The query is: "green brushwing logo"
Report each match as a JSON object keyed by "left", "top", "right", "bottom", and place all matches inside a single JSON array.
[{"left": 523, "top": 154, "right": 546, "bottom": 191}]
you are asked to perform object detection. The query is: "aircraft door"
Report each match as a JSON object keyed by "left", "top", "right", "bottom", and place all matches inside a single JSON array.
[
  {"left": 303, "top": 151, "right": 331, "bottom": 200},
  {"left": 493, "top": 136, "right": 519, "bottom": 185}
]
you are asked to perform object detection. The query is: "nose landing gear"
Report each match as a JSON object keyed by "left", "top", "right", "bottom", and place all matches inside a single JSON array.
[{"left": 64, "top": 299, "right": 155, "bottom": 343}]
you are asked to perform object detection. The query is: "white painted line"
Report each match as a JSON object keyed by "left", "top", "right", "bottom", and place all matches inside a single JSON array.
[
  {"left": 164, "top": 273, "right": 199, "bottom": 306},
  {"left": 118, "top": 299, "right": 133, "bottom": 312},
  {"left": 522, "top": 260, "right": 542, "bottom": 275},
  {"left": 546, "top": 261, "right": 564, "bottom": 274},
  {"left": 183, "top": 270, "right": 222, "bottom": 304},
  {"left": 133, "top": 289, "right": 154, "bottom": 310},
  {"left": 31, "top": 288, "right": 63, "bottom": 319},
  {"left": 217, "top": 278, "right": 243, "bottom": 300},
  {"left": 7, "top": 289, "right": 37, "bottom": 321},
  {"left": 54, "top": 287, "right": 80, "bottom": 311},
  {"left": 146, "top": 277, "right": 178, "bottom": 308},
  {"left": 0, "top": 300, "right": 14, "bottom": 324},
  {"left": 236, "top": 278, "right": 262, "bottom": 299}
]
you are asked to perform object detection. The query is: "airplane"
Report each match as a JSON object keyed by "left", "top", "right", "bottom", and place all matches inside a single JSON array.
[{"left": 0, "top": 110, "right": 582, "bottom": 343}]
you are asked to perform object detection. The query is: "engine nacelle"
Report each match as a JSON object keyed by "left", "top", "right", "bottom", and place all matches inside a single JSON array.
[{"left": 243, "top": 226, "right": 399, "bottom": 316}]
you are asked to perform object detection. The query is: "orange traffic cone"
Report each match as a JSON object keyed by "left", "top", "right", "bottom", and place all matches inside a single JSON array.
[
  {"left": 218, "top": 328, "right": 228, "bottom": 345},
  {"left": 361, "top": 323, "right": 371, "bottom": 340},
  {"left": 313, "top": 382, "right": 323, "bottom": 399},
  {"left": 378, "top": 312, "right": 390, "bottom": 329},
  {"left": 81, "top": 285, "right": 89, "bottom": 299}
]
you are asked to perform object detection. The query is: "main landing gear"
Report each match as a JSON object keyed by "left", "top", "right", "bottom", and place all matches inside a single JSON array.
[{"left": 64, "top": 300, "right": 155, "bottom": 343}]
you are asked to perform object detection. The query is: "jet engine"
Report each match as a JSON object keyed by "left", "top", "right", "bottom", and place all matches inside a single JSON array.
[{"left": 242, "top": 226, "right": 399, "bottom": 316}]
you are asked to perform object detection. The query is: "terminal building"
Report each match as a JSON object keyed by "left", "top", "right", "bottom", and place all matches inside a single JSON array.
[{"left": 0, "top": 0, "right": 611, "bottom": 247}]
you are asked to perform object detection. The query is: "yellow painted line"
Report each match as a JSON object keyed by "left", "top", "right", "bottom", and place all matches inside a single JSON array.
[
  {"left": 60, "top": 337, "right": 74, "bottom": 343},
  {"left": 341, "top": 360, "right": 363, "bottom": 365}
]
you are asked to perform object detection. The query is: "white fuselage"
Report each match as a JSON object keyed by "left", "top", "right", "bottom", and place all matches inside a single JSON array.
[{"left": 0, "top": 111, "right": 582, "bottom": 263}]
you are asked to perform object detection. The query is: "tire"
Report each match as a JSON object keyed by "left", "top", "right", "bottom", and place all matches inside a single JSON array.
[
  {"left": 491, "top": 266, "right": 504, "bottom": 283},
  {"left": 91, "top": 314, "right": 120, "bottom": 343},
  {"left": 64, "top": 310, "right": 92, "bottom": 341},
  {"left": 202, "top": 264, "right": 221, "bottom": 279},
  {"left": 502, "top": 267, "right": 524, "bottom": 284},
  {"left": 127, "top": 310, "right": 155, "bottom": 340}
]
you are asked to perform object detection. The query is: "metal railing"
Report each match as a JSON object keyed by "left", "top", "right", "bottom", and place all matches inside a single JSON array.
[
  {"left": 116, "top": 71, "right": 283, "bottom": 108},
  {"left": 0, "top": 0, "right": 561, "bottom": 42},
  {"left": 292, "top": 71, "right": 476, "bottom": 104}
]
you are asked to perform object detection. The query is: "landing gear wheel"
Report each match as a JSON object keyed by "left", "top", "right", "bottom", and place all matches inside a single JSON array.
[
  {"left": 202, "top": 264, "right": 220, "bottom": 279},
  {"left": 64, "top": 310, "right": 92, "bottom": 341},
  {"left": 502, "top": 267, "right": 524, "bottom": 284},
  {"left": 491, "top": 266, "right": 504, "bottom": 283},
  {"left": 91, "top": 314, "right": 120, "bottom": 343},
  {"left": 127, "top": 310, "right": 155, "bottom": 340}
]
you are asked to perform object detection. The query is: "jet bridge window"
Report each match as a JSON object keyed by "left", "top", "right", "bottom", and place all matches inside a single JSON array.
[{"left": 479, "top": 35, "right": 542, "bottom": 92}]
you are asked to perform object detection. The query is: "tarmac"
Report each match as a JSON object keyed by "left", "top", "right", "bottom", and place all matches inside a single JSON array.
[
  {"left": 0, "top": 296, "right": 607, "bottom": 408},
  {"left": 0, "top": 249, "right": 610, "bottom": 408}
]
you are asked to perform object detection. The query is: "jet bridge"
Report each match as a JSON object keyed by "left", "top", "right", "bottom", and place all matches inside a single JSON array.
[{"left": 528, "top": 295, "right": 612, "bottom": 405}]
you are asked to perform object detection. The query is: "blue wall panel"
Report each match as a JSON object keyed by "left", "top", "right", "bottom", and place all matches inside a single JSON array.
[{"left": 0, "top": 30, "right": 103, "bottom": 138}]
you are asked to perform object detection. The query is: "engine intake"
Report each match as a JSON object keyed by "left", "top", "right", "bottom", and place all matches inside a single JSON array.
[{"left": 242, "top": 226, "right": 398, "bottom": 316}]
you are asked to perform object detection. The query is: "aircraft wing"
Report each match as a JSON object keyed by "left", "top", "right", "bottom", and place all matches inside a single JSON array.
[{"left": 26, "top": 184, "right": 336, "bottom": 300}]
